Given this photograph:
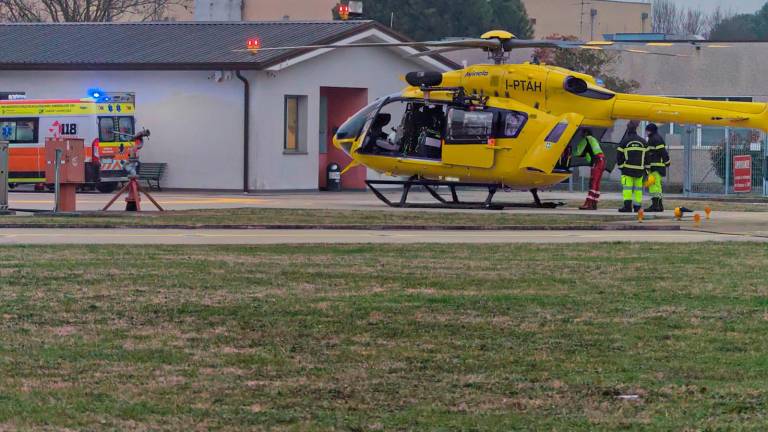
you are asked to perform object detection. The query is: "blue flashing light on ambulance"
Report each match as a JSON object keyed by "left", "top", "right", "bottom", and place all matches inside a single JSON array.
[{"left": 0, "top": 91, "right": 141, "bottom": 193}]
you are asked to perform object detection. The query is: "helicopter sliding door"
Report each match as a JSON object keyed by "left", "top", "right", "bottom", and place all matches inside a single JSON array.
[
  {"left": 520, "top": 113, "right": 584, "bottom": 173},
  {"left": 442, "top": 108, "right": 495, "bottom": 168}
]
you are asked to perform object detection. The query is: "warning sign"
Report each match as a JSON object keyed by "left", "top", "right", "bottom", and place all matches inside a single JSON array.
[{"left": 733, "top": 155, "right": 753, "bottom": 193}]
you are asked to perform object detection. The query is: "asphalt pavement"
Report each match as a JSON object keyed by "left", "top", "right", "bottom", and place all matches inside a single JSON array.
[
  {"left": 3, "top": 189, "right": 766, "bottom": 245},
  {"left": 0, "top": 228, "right": 761, "bottom": 245}
]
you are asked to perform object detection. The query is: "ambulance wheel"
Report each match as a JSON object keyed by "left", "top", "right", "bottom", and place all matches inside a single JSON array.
[
  {"left": 96, "top": 182, "right": 118, "bottom": 193},
  {"left": 7, "top": 183, "right": 16, "bottom": 190}
]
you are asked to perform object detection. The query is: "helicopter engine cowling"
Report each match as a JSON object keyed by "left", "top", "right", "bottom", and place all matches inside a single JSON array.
[
  {"left": 563, "top": 76, "right": 589, "bottom": 94},
  {"left": 405, "top": 71, "right": 443, "bottom": 88}
]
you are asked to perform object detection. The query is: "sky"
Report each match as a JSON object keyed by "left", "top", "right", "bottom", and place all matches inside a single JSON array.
[{"left": 658, "top": 0, "right": 764, "bottom": 14}]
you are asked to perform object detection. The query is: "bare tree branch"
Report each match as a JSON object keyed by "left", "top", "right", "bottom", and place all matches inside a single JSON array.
[
  {"left": 652, "top": 0, "right": 735, "bottom": 38},
  {"left": 0, "top": 0, "right": 191, "bottom": 22},
  {"left": 652, "top": 0, "right": 681, "bottom": 34},
  {"left": 682, "top": 7, "right": 705, "bottom": 36},
  {"left": 705, "top": 6, "right": 734, "bottom": 38}
]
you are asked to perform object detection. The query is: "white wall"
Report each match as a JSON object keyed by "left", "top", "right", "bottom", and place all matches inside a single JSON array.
[{"left": 0, "top": 70, "right": 244, "bottom": 189}]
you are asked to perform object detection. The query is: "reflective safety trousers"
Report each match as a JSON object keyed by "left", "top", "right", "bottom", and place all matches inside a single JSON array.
[
  {"left": 621, "top": 175, "right": 644, "bottom": 205},
  {"left": 648, "top": 171, "right": 664, "bottom": 198}
]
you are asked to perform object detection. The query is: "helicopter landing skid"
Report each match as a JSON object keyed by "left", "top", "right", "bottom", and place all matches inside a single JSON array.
[{"left": 365, "top": 180, "right": 565, "bottom": 211}]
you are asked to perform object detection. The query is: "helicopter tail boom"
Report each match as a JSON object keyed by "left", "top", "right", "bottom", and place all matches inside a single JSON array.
[{"left": 611, "top": 93, "right": 768, "bottom": 132}]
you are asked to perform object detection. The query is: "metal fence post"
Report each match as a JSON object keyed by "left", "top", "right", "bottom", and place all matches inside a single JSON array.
[
  {"left": 725, "top": 132, "right": 731, "bottom": 196},
  {"left": 0, "top": 141, "right": 11, "bottom": 215},
  {"left": 54, "top": 148, "right": 62, "bottom": 213},
  {"left": 683, "top": 127, "right": 692, "bottom": 196},
  {"left": 763, "top": 131, "right": 768, "bottom": 197}
]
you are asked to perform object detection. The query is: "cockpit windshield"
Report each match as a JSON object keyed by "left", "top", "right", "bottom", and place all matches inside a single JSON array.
[{"left": 335, "top": 95, "right": 394, "bottom": 140}]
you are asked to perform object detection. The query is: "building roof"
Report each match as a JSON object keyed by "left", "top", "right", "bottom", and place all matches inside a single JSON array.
[{"left": 0, "top": 20, "right": 456, "bottom": 70}]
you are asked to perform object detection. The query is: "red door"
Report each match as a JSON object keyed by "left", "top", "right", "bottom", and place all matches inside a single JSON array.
[{"left": 319, "top": 87, "right": 368, "bottom": 190}]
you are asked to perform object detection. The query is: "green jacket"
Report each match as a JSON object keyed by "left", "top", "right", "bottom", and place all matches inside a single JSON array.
[{"left": 576, "top": 135, "right": 604, "bottom": 165}]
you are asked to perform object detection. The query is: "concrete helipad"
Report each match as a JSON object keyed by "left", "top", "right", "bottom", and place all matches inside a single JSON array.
[
  {"left": 2, "top": 189, "right": 767, "bottom": 244},
  {"left": 6, "top": 188, "right": 635, "bottom": 213},
  {"left": 0, "top": 228, "right": 760, "bottom": 245}
]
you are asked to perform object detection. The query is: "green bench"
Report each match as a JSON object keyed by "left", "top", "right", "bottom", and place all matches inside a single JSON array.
[{"left": 138, "top": 162, "right": 167, "bottom": 191}]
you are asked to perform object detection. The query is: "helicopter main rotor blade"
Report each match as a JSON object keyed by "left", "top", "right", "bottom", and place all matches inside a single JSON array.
[
  {"left": 409, "top": 46, "right": 479, "bottom": 58},
  {"left": 233, "top": 38, "right": 501, "bottom": 53},
  {"left": 410, "top": 39, "right": 690, "bottom": 58}
]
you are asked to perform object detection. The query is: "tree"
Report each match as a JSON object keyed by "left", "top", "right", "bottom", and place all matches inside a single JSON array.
[
  {"left": 651, "top": 0, "right": 732, "bottom": 38},
  {"left": 681, "top": 8, "right": 705, "bottom": 36},
  {"left": 335, "top": 0, "right": 534, "bottom": 41},
  {"left": 0, "top": 0, "right": 190, "bottom": 22},
  {"left": 533, "top": 34, "right": 640, "bottom": 94},
  {"left": 710, "top": 2, "right": 768, "bottom": 41},
  {"left": 706, "top": 6, "right": 733, "bottom": 37},
  {"left": 652, "top": 0, "right": 681, "bottom": 34}
]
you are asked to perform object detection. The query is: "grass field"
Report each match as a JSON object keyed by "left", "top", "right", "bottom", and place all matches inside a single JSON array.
[
  {"left": 1, "top": 243, "right": 767, "bottom": 430},
  {"left": 8, "top": 208, "right": 636, "bottom": 228}
]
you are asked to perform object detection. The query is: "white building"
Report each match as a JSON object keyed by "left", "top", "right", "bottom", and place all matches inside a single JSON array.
[{"left": 0, "top": 21, "right": 456, "bottom": 191}]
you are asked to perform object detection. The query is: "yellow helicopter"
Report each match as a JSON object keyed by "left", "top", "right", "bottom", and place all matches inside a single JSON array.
[{"left": 247, "top": 30, "right": 768, "bottom": 209}]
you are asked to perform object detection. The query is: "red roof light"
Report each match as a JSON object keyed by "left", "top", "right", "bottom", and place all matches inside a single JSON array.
[
  {"left": 246, "top": 38, "right": 261, "bottom": 52},
  {"left": 338, "top": 4, "right": 350, "bottom": 20}
]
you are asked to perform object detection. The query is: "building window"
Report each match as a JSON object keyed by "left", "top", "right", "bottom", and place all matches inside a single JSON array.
[{"left": 284, "top": 95, "right": 307, "bottom": 153}]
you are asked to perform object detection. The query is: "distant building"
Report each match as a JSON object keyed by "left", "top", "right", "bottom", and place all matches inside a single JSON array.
[
  {"left": 188, "top": 0, "right": 652, "bottom": 41},
  {"left": 192, "top": 0, "right": 337, "bottom": 21},
  {"left": 522, "top": 0, "right": 651, "bottom": 40},
  {"left": 5, "top": 0, "right": 651, "bottom": 41},
  {"left": 0, "top": 1, "right": 193, "bottom": 21}
]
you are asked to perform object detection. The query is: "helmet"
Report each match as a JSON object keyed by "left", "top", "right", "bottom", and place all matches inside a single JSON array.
[{"left": 645, "top": 123, "right": 658, "bottom": 134}]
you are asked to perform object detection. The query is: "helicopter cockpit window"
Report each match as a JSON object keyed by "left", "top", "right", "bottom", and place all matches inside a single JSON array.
[
  {"left": 336, "top": 98, "right": 383, "bottom": 140},
  {"left": 446, "top": 109, "right": 494, "bottom": 143}
]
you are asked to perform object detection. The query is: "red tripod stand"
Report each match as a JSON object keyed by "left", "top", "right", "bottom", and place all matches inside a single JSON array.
[{"left": 102, "top": 176, "right": 164, "bottom": 212}]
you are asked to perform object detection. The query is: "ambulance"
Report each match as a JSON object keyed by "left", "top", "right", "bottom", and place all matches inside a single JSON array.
[{"left": 0, "top": 92, "right": 139, "bottom": 193}]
